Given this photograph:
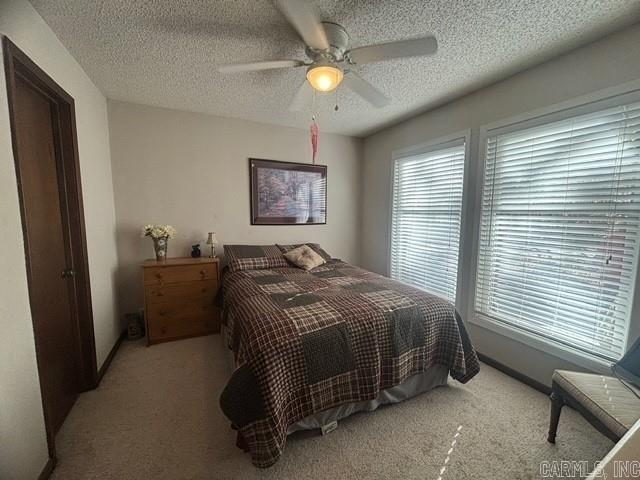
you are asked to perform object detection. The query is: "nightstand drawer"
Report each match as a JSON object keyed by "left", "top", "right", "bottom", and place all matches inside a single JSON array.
[
  {"left": 148, "top": 314, "right": 217, "bottom": 343},
  {"left": 147, "top": 301, "right": 215, "bottom": 322},
  {"left": 145, "top": 280, "right": 218, "bottom": 305},
  {"left": 144, "top": 264, "right": 217, "bottom": 286}
]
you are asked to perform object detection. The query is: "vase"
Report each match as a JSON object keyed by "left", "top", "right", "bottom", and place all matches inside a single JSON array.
[{"left": 153, "top": 236, "right": 168, "bottom": 261}]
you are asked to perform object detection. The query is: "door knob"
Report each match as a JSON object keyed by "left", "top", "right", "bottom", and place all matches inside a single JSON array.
[{"left": 61, "top": 269, "right": 75, "bottom": 278}]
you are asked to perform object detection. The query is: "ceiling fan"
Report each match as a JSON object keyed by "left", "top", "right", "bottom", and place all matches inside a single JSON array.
[{"left": 217, "top": 0, "right": 438, "bottom": 111}]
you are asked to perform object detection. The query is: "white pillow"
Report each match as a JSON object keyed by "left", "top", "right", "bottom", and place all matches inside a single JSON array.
[{"left": 283, "top": 244, "right": 326, "bottom": 271}]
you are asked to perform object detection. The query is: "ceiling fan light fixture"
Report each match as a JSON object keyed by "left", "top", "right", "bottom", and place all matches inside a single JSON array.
[{"left": 306, "top": 63, "right": 343, "bottom": 92}]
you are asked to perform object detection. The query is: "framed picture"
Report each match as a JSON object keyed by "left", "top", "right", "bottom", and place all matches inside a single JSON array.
[{"left": 250, "top": 158, "right": 327, "bottom": 225}]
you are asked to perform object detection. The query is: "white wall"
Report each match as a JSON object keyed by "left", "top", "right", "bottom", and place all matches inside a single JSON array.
[
  {"left": 361, "top": 23, "right": 640, "bottom": 386},
  {"left": 0, "top": 0, "right": 120, "bottom": 477},
  {"left": 108, "top": 100, "right": 363, "bottom": 315}
]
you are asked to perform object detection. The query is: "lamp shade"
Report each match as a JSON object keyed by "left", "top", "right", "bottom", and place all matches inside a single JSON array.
[
  {"left": 306, "top": 63, "right": 343, "bottom": 92},
  {"left": 206, "top": 232, "right": 217, "bottom": 245}
]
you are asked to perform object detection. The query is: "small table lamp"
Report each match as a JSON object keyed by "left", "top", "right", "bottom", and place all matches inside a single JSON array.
[{"left": 206, "top": 232, "right": 218, "bottom": 258}]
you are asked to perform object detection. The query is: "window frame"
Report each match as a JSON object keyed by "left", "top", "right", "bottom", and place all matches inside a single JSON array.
[
  {"left": 388, "top": 130, "right": 472, "bottom": 311},
  {"left": 469, "top": 88, "right": 640, "bottom": 372}
]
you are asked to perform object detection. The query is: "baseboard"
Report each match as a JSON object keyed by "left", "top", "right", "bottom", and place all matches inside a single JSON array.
[
  {"left": 38, "top": 456, "right": 56, "bottom": 480},
  {"left": 477, "top": 352, "right": 551, "bottom": 395},
  {"left": 95, "top": 329, "right": 126, "bottom": 386}
]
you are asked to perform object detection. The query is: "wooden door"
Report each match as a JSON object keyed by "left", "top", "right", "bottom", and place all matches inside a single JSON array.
[{"left": 13, "top": 73, "right": 80, "bottom": 434}]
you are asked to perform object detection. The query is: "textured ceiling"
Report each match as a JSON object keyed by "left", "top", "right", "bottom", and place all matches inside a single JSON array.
[{"left": 31, "top": 0, "right": 640, "bottom": 137}]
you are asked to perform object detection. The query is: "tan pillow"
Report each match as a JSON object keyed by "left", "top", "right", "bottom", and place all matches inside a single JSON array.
[{"left": 283, "top": 245, "right": 326, "bottom": 271}]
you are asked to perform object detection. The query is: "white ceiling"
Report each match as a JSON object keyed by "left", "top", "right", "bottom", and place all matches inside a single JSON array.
[{"left": 31, "top": 0, "right": 640, "bottom": 137}]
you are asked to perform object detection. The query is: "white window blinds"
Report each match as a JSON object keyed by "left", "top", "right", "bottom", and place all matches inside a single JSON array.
[
  {"left": 476, "top": 101, "right": 640, "bottom": 361},
  {"left": 390, "top": 141, "right": 465, "bottom": 302}
]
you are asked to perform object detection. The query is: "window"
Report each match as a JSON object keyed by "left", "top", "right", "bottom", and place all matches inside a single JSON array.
[
  {"left": 476, "top": 101, "right": 640, "bottom": 361},
  {"left": 390, "top": 139, "right": 466, "bottom": 302}
]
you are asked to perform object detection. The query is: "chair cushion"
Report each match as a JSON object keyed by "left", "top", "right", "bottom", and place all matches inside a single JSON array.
[{"left": 553, "top": 370, "right": 640, "bottom": 438}]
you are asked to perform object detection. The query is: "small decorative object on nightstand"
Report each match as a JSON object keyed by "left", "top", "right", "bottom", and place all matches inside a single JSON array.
[
  {"left": 206, "top": 232, "right": 218, "bottom": 258},
  {"left": 191, "top": 244, "right": 201, "bottom": 258},
  {"left": 142, "top": 257, "right": 220, "bottom": 345}
]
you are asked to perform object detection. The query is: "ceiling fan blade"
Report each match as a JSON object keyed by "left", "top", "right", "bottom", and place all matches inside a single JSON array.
[
  {"left": 348, "top": 36, "right": 437, "bottom": 65},
  {"left": 343, "top": 72, "right": 391, "bottom": 108},
  {"left": 218, "top": 59, "right": 304, "bottom": 73},
  {"left": 276, "top": 0, "right": 329, "bottom": 50},
  {"left": 288, "top": 80, "right": 314, "bottom": 111}
]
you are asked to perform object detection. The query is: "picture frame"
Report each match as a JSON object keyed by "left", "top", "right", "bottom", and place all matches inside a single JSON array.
[{"left": 249, "top": 158, "right": 327, "bottom": 225}]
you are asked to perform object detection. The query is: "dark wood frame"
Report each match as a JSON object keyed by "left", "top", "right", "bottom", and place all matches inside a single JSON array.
[
  {"left": 249, "top": 158, "right": 327, "bottom": 225},
  {"left": 3, "top": 36, "right": 98, "bottom": 463}
]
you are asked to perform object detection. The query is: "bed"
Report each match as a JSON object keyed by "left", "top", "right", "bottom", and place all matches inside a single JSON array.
[{"left": 219, "top": 244, "right": 480, "bottom": 467}]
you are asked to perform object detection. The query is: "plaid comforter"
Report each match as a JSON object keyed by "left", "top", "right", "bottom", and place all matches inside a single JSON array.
[{"left": 219, "top": 259, "right": 479, "bottom": 467}]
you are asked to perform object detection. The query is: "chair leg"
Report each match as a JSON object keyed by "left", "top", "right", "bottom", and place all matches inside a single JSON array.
[{"left": 547, "top": 390, "right": 564, "bottom": 444}]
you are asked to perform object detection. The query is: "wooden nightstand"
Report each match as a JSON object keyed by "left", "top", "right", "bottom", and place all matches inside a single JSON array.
[{"left": 142, "top": 257, "right": 220, "bottom": 345}]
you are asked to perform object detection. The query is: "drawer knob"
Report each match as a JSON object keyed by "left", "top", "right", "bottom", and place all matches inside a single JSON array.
[
  {"left": 155, "top": 273, "right": 163, "bottom": 279},
  {"left": 200, "top": 269, "right": 206, "bottom": 278}
]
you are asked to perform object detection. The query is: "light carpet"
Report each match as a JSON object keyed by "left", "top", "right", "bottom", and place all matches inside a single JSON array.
[{"left": 50, "top": 335, "right": 612, "bottom": 479}]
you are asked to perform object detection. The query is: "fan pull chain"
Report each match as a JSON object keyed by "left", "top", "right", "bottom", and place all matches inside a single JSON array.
[{"left": 309, "top": 87, "right": 317, "bottom": 119}]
